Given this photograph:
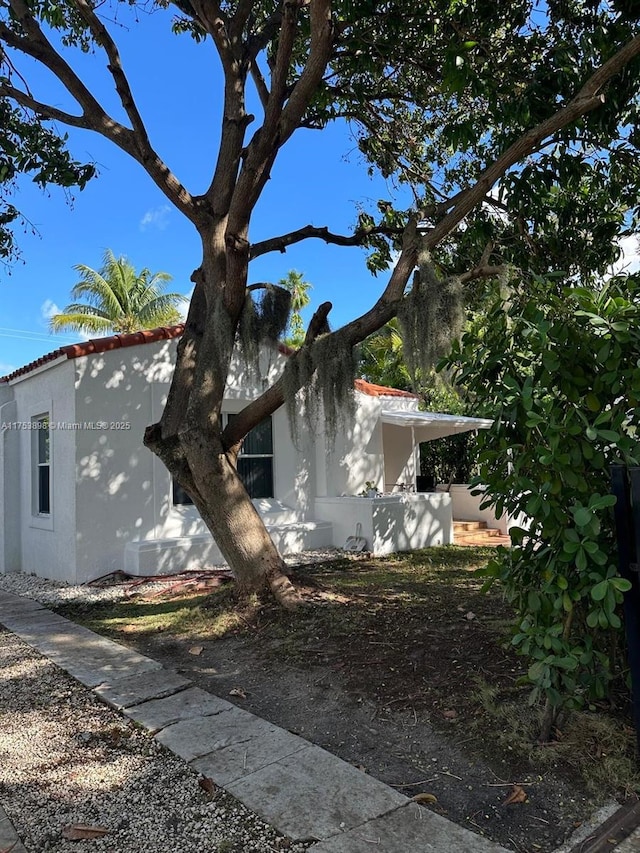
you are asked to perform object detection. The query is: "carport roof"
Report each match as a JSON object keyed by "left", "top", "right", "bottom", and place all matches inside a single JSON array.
[{"left": 380, "top": 408, "right": 492, "bottom": 438}]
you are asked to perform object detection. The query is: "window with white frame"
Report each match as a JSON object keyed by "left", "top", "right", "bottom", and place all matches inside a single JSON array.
[
  {"left": 172, "top": 414, "right": 274, "bottom": 505},
  {"left": 231, "top": 414, "right": 274, "bottom": 499},
  {"left": 33, "top": 414, "right": 50, "bottom": 515}
]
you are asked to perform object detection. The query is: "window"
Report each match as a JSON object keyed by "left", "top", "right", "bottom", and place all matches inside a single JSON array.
[
  {"left": 33, "top": 415, "right": 50, "bottom": 515},
  {"left": 172, "top": 479, "right": 193, "bottom": 506},
  {"left": 172, "top": 415, "right": 274, "bottom": 505},
  {"left": 233, "top": 415, "right": 274, "bottom": 499}
]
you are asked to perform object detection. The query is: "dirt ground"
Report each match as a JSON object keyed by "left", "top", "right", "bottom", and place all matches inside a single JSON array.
[{"left": 55, "top": 548, "right": 639, "bottom": 853}]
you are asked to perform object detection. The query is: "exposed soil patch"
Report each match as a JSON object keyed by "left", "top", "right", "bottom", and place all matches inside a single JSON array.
[{"left": 55, "top": 547, "right": 640, "bottom": 853}]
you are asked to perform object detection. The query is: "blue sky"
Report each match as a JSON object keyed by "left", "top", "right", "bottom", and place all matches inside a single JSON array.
[{"left": 0, "top": 5, "right": 408, "bottom": 375}]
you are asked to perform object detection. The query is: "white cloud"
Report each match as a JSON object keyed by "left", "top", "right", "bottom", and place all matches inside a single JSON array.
[
  {"left": 0, "top": 362, "right": 16, "bottom": 375},
  {"left": 39, "top": 300, "right": 94, "bottom": 342},
  {"left": 140, "top": 204, "right": 171, "bottom": 231},
  {"left": 41, "top": 299, "right": 61, "bottom": 321}
]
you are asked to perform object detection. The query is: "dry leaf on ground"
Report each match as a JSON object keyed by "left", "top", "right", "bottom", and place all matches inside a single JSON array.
[
  {"left": 61, "top": 824, "right": 110, "bottom": 840},
  {"left": 411, "top": 793, "right": 438, "bottom": 805},
  {"left": 502, "top": 785, "right": 527, "bottom": 806},
  {"left": 229, "top": 687, "right": 247, "bottom": 699},
  {"left": 198, "top": 776, "right": 218, "bottom": 797},
  {"left": 188, "top": 645, "right": 204, "bottom": 656},
  {"left": 443, "top": 709, "right": 457, "bottom": 720}
]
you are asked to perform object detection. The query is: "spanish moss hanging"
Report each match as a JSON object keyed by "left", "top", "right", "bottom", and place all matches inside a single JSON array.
[
  {"left": 397, "top": 248, "right": 464, "bottom": 384},
  {"left": 282, "top": 331, "right": 357, "bottom": 448},
  {"left": 237, "top": 284, "right": 292, "bottom": 376}
]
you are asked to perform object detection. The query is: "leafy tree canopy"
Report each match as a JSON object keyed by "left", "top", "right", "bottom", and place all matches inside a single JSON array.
[{"left": 445, "top": 272, "right": 640, "bottom": 735}]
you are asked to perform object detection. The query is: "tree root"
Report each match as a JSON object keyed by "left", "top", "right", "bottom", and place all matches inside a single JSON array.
[{"left": 268, "top": 570, "right": 305, "bottom": 610}]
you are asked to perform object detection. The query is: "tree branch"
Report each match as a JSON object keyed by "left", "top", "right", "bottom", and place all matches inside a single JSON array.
[
  {"left": 222, "top": 222, "right": 421, "bottom": 448},
  {"left": 249, "top": 222, "right": 403, "bottom": 259},
  {"left": 187, "top": 2, "right": 253, "bottom": 216},
  {"left": 245, "top": 9, "right": 284, "bottom": 63},
  {"left": 229, "top": 0, "right": 254, "bottom": 46},
  {"left": 424, "top": 34, "right": 640, "bottom": 250},
  {"left": 458, "top": 264, "right": 506, "bottom": 284},
  {"left": 2, "top": 1, "right": 198, "bottom": 221},
  {"left": 0, "top": 81, "right": 93, "bottom": 130},
  {"left": 72, "top": 0, "right": 150, "bottom": 147},
  {"left": 222, "top": 299, "right": 334, "bottom": 450},
  {"left": 279, "top": 0, "right": 334, "bottom": 143},
  {"left": 249, "top": 59, "right": 270, "bottom": 111}
]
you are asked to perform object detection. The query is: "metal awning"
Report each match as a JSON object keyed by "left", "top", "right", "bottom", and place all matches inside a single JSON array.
[{"left": 380, "top": 409, "right": 493, "bottom": 442}]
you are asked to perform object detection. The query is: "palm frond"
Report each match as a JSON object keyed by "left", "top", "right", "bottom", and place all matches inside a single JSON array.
[
  {"left": 70, "top": 263, "right": 124, "bottom": 318},
  {"left": 49, "top": 312, "right": 113, "bottom": 334},
  {"left": 50, "top": 249, "right": 182, "bottom": 336}
]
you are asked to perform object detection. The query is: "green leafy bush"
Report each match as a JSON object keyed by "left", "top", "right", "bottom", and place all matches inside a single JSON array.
[{"left": 446, "top": 275, "right": 640, "bottom": 732}]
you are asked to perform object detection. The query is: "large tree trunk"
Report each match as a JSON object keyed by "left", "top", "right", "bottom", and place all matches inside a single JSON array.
[
  {"left": 145, "top": 419, "right": 302, "bottom": 609},
  {"left": 143, "top": 226, "right": 419, "bottom": 605}
]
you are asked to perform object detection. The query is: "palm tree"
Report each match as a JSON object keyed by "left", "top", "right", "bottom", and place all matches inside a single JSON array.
[
  {"left": 278, "top": 269, "right": 312, "bottom": 348},
  {"left": 49, "top": 249, "right": 187, "bottom": 335},
  {"left": 358, "top": 318, "right": 412, "bottom": 390}
]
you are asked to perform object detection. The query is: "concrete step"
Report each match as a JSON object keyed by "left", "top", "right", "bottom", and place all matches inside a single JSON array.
[
  {"left": 453, "top": 520, "right": 510, "bottom": 547},
  {"left": 456, "top": 534, "right": 511, "bottom": 547},
  {"left": 453, "top": 520, "right": 488, "bottom": 532}
]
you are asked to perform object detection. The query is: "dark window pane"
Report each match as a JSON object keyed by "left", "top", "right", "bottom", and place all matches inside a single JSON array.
[
  {"left": 38, "top": 466, "right": 50, "bottom": 514},
  {"left": 238, "top": 457, "right": 273, "bottom": 499},
  {"left": 228, "top": 414, "right": 273, "bottom": 456},
  {"left": 38, "top": 421, "right": 50, "bottom": 463},
  {"left": 173, "top": 479, "right": 194, "bottom": 505}
]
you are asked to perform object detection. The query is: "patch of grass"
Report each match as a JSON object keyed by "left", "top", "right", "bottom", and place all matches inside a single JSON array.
[
  {"left": 472, "top": 676, "right": 640, "bottom": 796},
  {"left": 55, "top": 588, "right": 253, "bottom": 641}
]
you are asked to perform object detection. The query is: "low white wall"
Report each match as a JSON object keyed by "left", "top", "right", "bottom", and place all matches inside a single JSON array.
[
  {"left": 124, "top": 518, "right": 333, "bottom": 576},
  {"left": 436, "top": 484, "right": 527, "bottom": 534},
  {"left": 315, "top": 493, "right": 453, "bottom": 555}
]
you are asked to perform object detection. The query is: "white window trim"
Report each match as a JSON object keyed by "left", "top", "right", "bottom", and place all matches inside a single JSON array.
[{"left": 30, "top": 412, "right": 54, "bottom": 531}]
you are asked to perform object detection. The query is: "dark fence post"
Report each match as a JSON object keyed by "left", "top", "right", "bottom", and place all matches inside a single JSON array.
[{"left": 611, "top": 465, "right": 640, "bottom": 755}]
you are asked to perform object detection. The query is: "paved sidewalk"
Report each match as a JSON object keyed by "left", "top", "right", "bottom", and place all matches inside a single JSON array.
[
  {"left": 0, "top": 589, "right": 511, "bottom": 853},
  {"left": 0, "top": 801, "right": 28, "bottom": 853}
]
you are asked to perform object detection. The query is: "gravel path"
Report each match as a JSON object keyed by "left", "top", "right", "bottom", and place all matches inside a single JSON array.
[{"left": 0, "top": 563, "right": 330, "bottom": 853}]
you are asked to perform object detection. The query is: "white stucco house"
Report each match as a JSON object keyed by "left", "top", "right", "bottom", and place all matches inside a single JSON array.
[{"left": 0, "top": 325, "right": 494, "bottom": 584}]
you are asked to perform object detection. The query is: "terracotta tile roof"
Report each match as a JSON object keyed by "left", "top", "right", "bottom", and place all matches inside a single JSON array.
[
  {"left": 0, "top": 324, "right": 185, "bottom": 383},
  {"left": 354, "top": 379, "right": 418, "bottom": 398},
  {"left": 0, "top": 326, "right": 414, "bottom": 401}
]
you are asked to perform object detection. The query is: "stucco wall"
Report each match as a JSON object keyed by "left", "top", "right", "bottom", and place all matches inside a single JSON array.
[
  {"left": 381, "top": 423, "right": 416, "bottom": 491},
  {"left": 0, "top": 388, "right": 20, "bottom": 573},
  {"left": 73, "top": 340, "right": 174, "bottom": 582},
  {"left": 435, "top": 483, "right": 529, "bottom": 533},
  {"left": 8, "top": 360, "right": 77, "bottom": 582},
  {"left": 156, "top": 344, "right": 316, "bottom": 541},
  {"left": 315, "top": 492, "right": 453, "bottom": 555},
  {"left": 72, "top": 340, "right": 317, "bottom": 579},
  {"left": 319, "top": 394, "right": 384, "bottom": 497}
]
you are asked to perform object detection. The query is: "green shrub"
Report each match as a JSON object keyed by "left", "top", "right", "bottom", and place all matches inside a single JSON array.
[{"left": 446, "top": 274, "right": 640, "bottom": 733}]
